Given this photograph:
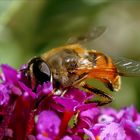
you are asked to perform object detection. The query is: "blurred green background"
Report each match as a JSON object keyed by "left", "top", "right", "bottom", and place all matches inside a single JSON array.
[{"left": 0, "top": 0, "right": 140, "bottom": 110}]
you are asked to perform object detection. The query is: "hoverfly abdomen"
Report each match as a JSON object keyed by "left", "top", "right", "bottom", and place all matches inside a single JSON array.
[
  {"left": 88, "top": 51, "right": 110, "bottom": 68},
  {"left": 88, "top": 50, "right": 120, "bottom": 90}
]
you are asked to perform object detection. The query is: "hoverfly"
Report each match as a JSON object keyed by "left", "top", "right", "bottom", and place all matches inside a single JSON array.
[{"left": 26, "top": 27, "right": 140, "bottom": 106}]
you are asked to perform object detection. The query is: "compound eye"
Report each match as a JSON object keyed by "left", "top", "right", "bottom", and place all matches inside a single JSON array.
[{"left": 30, "top": 57, "right": 51, "bottom": 84}]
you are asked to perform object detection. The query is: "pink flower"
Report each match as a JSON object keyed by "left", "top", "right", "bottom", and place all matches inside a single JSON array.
[
  {"left": 0, "top": 64, "right": 140, "bottom": 140},
  {"left": 36, "top": 111, "right": 61, "bottom": 140}
]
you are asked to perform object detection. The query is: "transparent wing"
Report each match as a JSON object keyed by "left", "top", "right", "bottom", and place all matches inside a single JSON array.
[
  {"left": 112, "top": 56, "right": 140, "bottom": 76},
  {"left": 67, "top": 26, "right": 106, "bottom": 44}
]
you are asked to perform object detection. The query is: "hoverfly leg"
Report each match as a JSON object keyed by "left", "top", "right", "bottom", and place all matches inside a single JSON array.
[{"left": 83, "top": 84, "right": 113, "bottom": 106}]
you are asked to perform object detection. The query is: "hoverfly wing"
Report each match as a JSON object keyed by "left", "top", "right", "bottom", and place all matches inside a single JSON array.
[
  {"left": 67, "top": 26, "right": 106, "bottom": 44},
  {"left": 112, "top": 56, "right": 140, "bottom": 76}
]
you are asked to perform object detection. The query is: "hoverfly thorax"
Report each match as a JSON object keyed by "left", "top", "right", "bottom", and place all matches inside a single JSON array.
[{"left": 41, "top": 44, "right": 85, "bottom": 89}]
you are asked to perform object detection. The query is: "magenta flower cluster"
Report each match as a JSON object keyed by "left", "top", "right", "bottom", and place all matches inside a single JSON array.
[{"left": 0, "top": 64, "right": 140, "bottom": 140}]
